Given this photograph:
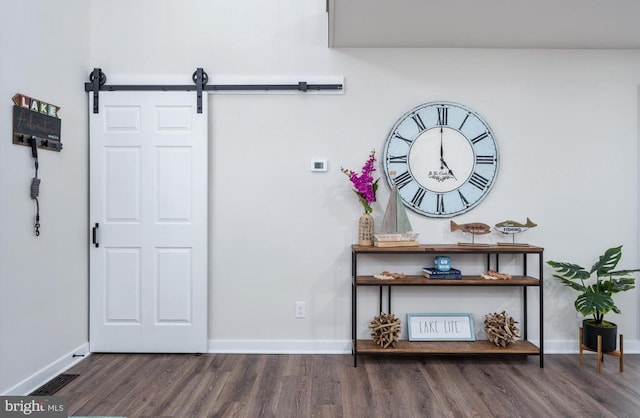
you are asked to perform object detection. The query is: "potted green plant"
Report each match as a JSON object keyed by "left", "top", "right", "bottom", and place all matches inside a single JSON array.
[{"left": 547, "top": 245, "right": 639, "bottom": 352}]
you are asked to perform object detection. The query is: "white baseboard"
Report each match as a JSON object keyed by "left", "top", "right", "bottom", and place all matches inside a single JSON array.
[
  {"left": 209, "top": 339, "right": 640, "bottom": 355},
  {"left": 2, "top": 343, "right": 90, "bottom": 396},
  {"left": 208, "top": 339, "right": 351, "bottom": 354},
  {"left": 541, "top": 339, "right": 640, "bottom": 354}
]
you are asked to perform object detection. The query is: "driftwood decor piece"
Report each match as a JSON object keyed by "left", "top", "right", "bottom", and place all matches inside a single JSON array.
[
  {"left": 373, "top": 271, "right": 406, "bottom": 280},
  {"left": 484, "top": 311, "right": 520, "bottom": 347},
  {"left": 369, "top": 312, "right": 401, "bottom": 348},
  {"left": 481, "top": 270, "right": 512, "bottom": 280}
]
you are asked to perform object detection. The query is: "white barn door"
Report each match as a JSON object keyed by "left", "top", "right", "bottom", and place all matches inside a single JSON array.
[{"left": 89, "top": 91, "right": 208, "bottom": 352}]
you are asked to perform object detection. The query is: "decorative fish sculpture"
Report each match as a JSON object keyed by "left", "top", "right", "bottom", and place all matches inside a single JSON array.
[
  {"left": 450, "top": 220, "right": 491, "bottom": 235},
  {"left": 495, "top": 218, "right": 537, "bottom": 234}
]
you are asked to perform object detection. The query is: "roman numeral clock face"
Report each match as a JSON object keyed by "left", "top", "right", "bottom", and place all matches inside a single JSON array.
[{"left": 383, "top": 102, "right": 499, "bottom": 217}]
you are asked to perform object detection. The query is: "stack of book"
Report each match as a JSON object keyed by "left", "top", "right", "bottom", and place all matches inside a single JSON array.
[{"left": 422, "top": 267, "right": 462, "bottom": 279}]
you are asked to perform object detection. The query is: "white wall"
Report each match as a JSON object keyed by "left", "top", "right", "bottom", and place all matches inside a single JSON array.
[
  {"left": 0, "top": 1, "right": 91, "bottom": 394},
  {"left": 89, "top": 0, "right": 640, "bottom": 353}
]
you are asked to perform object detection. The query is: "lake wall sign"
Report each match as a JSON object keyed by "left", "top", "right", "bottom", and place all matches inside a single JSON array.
[{"left": 12, "top": 93, "right": 62, "bottom": 152}]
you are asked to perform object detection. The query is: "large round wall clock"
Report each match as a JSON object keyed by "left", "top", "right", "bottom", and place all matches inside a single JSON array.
[{"left": 382, "top": 101, "right": 499, "bottom": 218}]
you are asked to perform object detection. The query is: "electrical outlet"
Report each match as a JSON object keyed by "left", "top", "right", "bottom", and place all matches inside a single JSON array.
[{"left": 295, "top": 301, "right": 306, "bottom": 319}]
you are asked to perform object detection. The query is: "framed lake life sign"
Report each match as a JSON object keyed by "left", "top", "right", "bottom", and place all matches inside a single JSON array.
[{"left": 407, "top": 313, "right": 475, "bottom": 341}]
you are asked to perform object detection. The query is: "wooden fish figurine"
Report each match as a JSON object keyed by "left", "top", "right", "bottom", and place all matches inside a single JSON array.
[
  {"left": 450, "top": 220, "right": 491, "bottom": 235},
  {"left": 495, "top": 218, "right": 537, "bottom": 234}
]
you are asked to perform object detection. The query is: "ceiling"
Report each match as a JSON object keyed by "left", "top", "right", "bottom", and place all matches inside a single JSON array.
[{"left": 327, "top": 0, "right": 640, "bottom": 49}]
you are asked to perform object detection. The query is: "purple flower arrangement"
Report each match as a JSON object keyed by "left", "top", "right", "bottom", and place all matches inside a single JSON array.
[{"left": 341, "top": 150, "right": 379, "bottom": 214}]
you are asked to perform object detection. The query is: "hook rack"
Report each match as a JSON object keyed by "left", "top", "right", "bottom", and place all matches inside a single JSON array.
[{"left": 13, "top": 134, "right": 63, "bottom": 152}]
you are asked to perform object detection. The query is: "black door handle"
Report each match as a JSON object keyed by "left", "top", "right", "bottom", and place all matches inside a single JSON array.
[{"left": 92, "top": 223, "right": 99, "bottom": 248}]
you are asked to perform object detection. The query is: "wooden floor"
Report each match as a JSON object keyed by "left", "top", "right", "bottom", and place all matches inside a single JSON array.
[{"left": 58, "top": 353, "right": 640, "bottom": 417}]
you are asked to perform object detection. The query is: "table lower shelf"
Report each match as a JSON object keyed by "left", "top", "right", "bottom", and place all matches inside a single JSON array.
[{"left": 355, "top": 339, "right": 540, "bottom": 355}]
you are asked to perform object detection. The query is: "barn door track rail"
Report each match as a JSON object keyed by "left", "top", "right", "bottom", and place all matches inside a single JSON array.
[{"left": 85, "top": 68, "right": 344, "bottom": 114}]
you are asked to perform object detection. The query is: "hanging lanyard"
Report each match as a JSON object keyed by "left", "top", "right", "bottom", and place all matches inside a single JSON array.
[{"left": 30, "top": 137, "right": 41, "bottom": 236}]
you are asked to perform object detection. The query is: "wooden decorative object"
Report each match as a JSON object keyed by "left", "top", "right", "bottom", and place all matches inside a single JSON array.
[
  {"left": 373, "top": 271, "right": 406, "bottom": 280},
  {"left": 358, "top": 213, "right": 374, "bottom": 246},
  {"left": 374, "top": 186, "right": 419, "bottom": 247},
  {"left": 481, "top": 270, "right": 513, "bottom": 280},
  {"left": 381, "top": 185, "right": 413, "bottom": 234},
  {"left": 484, "top": 311, "right": 520, "bottom": 347},
  {"left": 495, "top": 217, "right": 537, "bottom": 246},
  {"left": 369, "top": 312, "right": 401, "bottom": 348},
  {"left": 450, "top": 220, "right": 491, "bottom": 246}
]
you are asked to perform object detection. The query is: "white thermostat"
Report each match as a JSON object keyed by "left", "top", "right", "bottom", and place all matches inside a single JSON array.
[{"left": 310, "top": 159, "right": 328, "bottom": 172}]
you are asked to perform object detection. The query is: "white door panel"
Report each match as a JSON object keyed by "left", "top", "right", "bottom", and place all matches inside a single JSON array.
[{"left": 90, "top": 91, "right": 207, "bottom": 353}]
